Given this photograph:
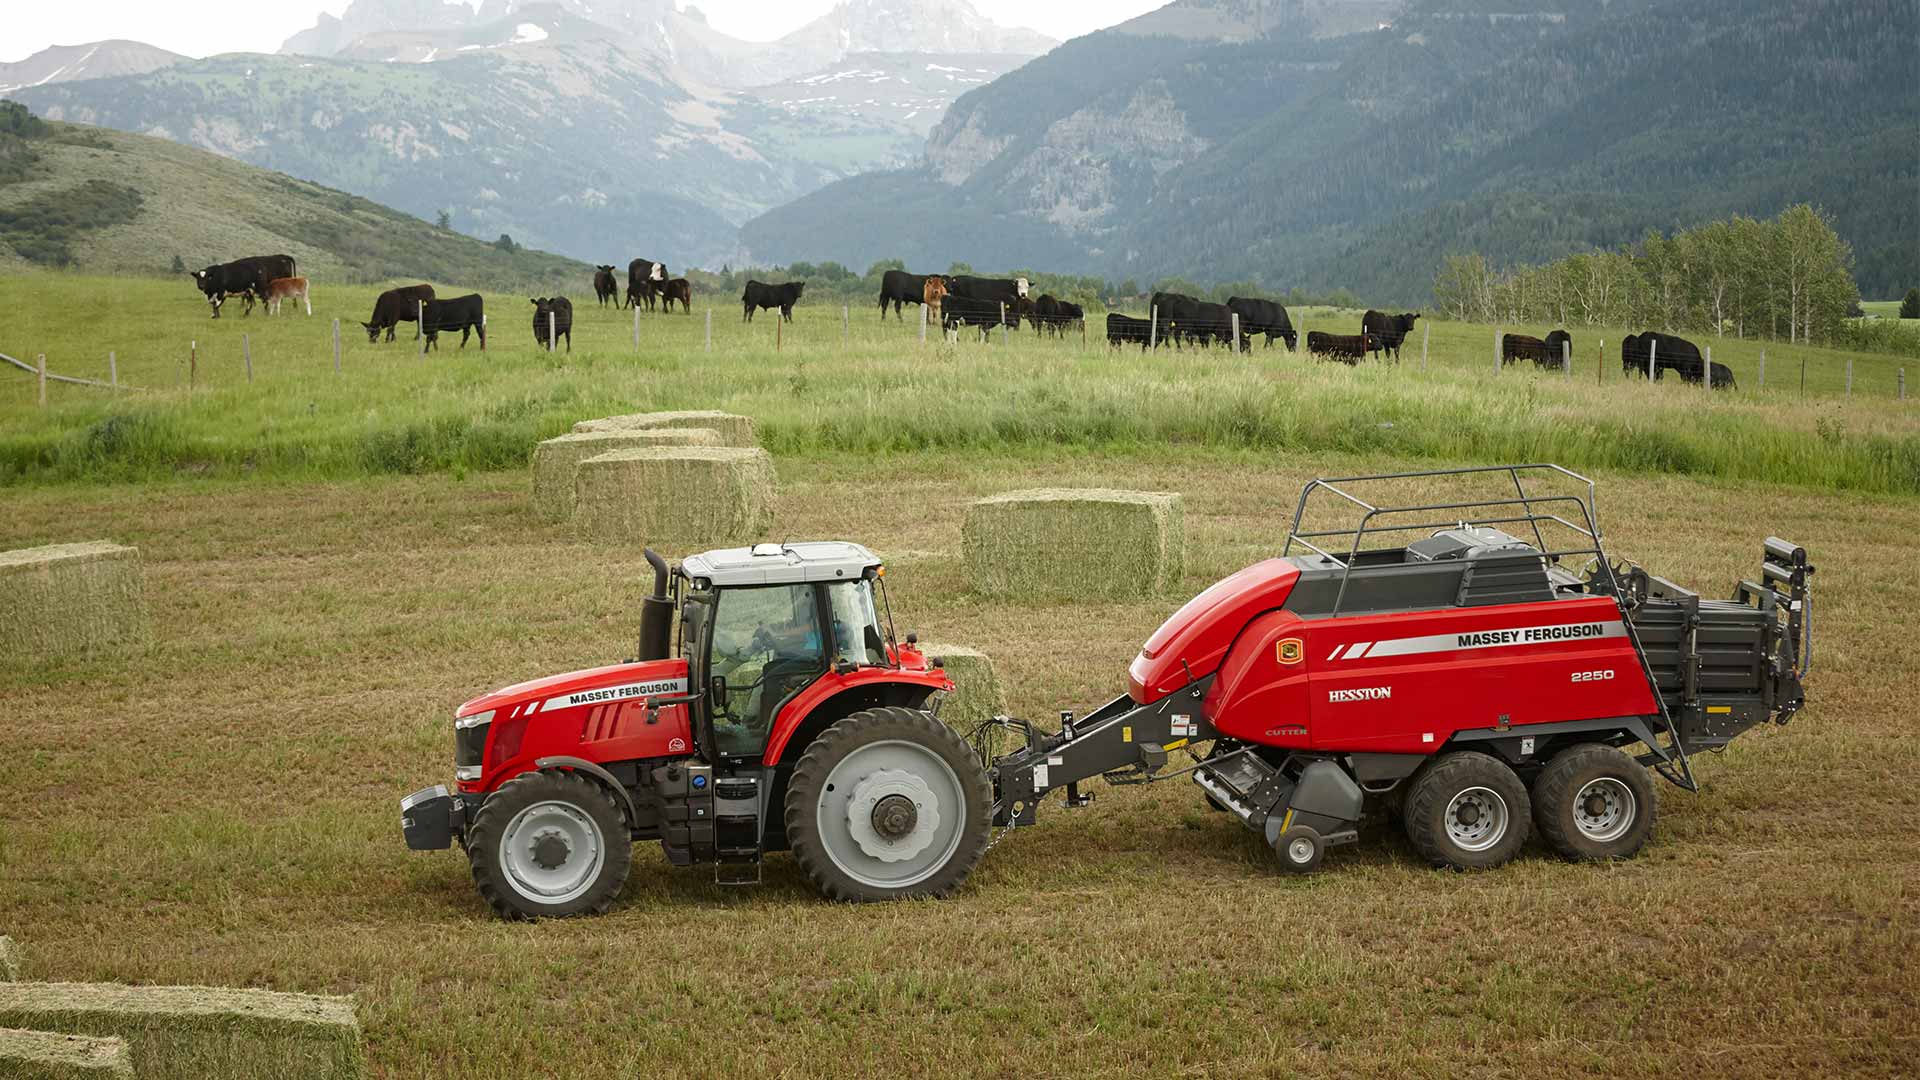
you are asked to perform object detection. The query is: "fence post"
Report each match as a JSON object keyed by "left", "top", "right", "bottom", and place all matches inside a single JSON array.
[
  {"left": 1900, "top": 367, "right": 1906, "bottom": 400},
  {"left": 1759, "top": 349, "right": 1766, "bottom": 387},
  {"left": 1597, "top": 340, "right": 1603, "bottom": 385},
  {"left": 1704, "top": 345, "right": 1712, "bottom": 390},
  {"left": 418, "top": 300, "right": 425, "bottom": 348},
  {"left": 705, "top": 308, "right": 712, "bottom": 351},
  {"left": 776, "top": 314, "right": 782, "bottom": 352},
  {"left": 244, "top": 333, "right": 252, "bottom": 382},
  {"left": 189, "top": 340, "right": 197, "bottom": 395},
  {"left": 1149, "top": 305, "right": 1158, "bottom": 350},
  {"left": 1799, "top": 353, "right": 1805, "bottom": 393},
  {"left": 633, "top": 304, "right": 640, "bottom": 351},
  {"left": 109, "top": 351, "right": 117, "bottom": 393},
  {"left": 842, "top": 304, "right": 849, "bottom": 341},
  {"left": 37, "top": 353, "right": 46, "bottom": 408},
  {"left": 333, "top": 319, "right": 341, "bottom": 372},
  {"left": 1846, "top": 357, "right": 1853, "bottom": 397},
  {"left": 1493, "top": 328, "right": 1501, "bottom": 374},
  {"left": 1231, "top": 312, "right": 1241, "bottom": 353},
  {"left": 548, "top": 311, "right": 556, "bottom": 354},
  {"left": 481, "top": 314, "right": 487, "bottom": 351},
  {"left": 1648, "top": 339, "right": 1656, "bottom": 382},
  {"left": 1421, "top": 321, "right": 1429, "bottom": 369},
  {"left": 1562, "top": 337, "right": 1571, "bottom": 380},
  {"left": 919, "top": 303, "right": 927, "bottom": 343}
]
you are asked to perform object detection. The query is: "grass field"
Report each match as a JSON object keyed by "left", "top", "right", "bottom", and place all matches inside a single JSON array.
[{"left": 2, "top": 271, "right": 1917, "bottom": 1077}]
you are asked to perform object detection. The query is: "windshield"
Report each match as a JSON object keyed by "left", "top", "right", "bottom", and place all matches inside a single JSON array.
[{"left": 826, "top": 580, "right": 889, "bottom": 667}]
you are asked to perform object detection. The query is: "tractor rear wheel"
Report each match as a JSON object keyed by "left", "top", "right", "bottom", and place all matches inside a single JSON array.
[
  {"left": 785, "top": 706, "right": 991, "bottom": 902},
  {"left": 1403, "top": 752, "right": 1531, "bottom": 870},
  {"left": 467, "top": 770, "right": 631, "bottom": 920},
  {"left": 1533, "top": 744, "right": 1656, "bottom": 861}
]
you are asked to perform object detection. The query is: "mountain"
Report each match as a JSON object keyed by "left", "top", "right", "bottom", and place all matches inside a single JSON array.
[
  {"left": 0, "top": 40, "right": 182, "bottom": 94},
  {"left": 0, "top": 103, "right": 586, "bottom": 288},
  {"left": 741, "top": 0, "right": 1918, "bottom": 301}
]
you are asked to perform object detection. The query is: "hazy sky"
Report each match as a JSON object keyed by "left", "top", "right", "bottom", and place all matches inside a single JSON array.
[{"left": 2, "top": 1, "right": 1167, "bottom": 64}]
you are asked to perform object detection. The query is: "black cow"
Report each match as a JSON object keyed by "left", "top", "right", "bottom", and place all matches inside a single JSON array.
[
  {"left": 1054, "top": 299, "right": 1085, "bottom": 335},
  {"left": 1225, "top": 297, "right": 1297, "bottom": 351},
  {"left": 1501, "top": 333, "right": 1553, "bottom": 369},
  {"left": 878, "top": 270, "right": 937, "bottom": 320},
  {"left": 593, "top": 266, "right": 619, "bottom": 307},
  {"left": 1307, "top": 330, "right": 1373, "bottom": 365},
  {"left": 627, "top": 259, "right": 667, "bottom": 311},
  {"left": 945, "top": 275, "right": 1031, "bottom": 308},
  {"left": 189, "top": 254, "right": 295, "bottom": 318},
  {"left": 362, "top": 283, "right": 436, "bottom": 343},
  {"left": 940, "top": 293, "right": 1016, "bottom": 340},
  {"left": 1106, "top": 313, "right": 1154, "bottom": 349},
  {"left": 422, "top": 294, "right": 485, "bottom": 351},
  {"left": 742, "top": 280, "right": 804, "bottom": 322},
  {"left": 1150, "top": 292, "right": 1233, "bottom": 348},
  {"left": 1360, "top": 310, "right": 1419, "bottom": 362},
  {"left": 532, "top": 296, "right": 573, "bottom": 352},
  {"left": 1544, "top": 329, "right": 1572, "bottom": 366},
  {"left": 1623, "top": 331, "right": 1705, "bottom": 381},
  {"left": 661, "top": 278, "right": 691, "bottom": 314}
]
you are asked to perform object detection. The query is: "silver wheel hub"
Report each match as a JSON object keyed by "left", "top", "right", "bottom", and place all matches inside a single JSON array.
[
  {"left": 1287, "top": 837, "right": 1315, "bottom": 864},
  {"left": 499, "top": 800, "right": 605, "bottom": 904},
  {"left": 1445, "top": 786, "right": 1510, "bottom": 853},
  {"left": 845, "top": 769, "right": 942, "bottom": 863},
  {"left": 1572, "top": 778, "right": 1635, "bottom": 843}
]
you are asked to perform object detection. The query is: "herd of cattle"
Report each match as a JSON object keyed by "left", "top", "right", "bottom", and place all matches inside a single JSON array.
[{"left": 180, "top": 253, "right": 1734, "bottom": 387}]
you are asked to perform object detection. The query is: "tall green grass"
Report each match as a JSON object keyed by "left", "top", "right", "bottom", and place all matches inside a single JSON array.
[{"left": 2, "top": 275, "right": 1916, "bottom": 493}]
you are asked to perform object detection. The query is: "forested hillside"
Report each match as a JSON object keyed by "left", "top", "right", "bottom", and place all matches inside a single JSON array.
[{"left": 742, "top": 0, "right": 1917, "bottom": 302}]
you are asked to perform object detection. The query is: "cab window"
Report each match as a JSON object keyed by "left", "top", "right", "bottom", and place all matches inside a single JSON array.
[
  {"left": 826, "top": 580, "right": 888, "bottom": 667},
  {"left": 707, "top": 584, "right": 824, "bottom": 758}
]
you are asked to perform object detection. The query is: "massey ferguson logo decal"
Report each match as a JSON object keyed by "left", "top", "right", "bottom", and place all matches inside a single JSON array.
[
  {"left": 1328, "top": 620, "right": 1626, "bottom": 661},
  {"left": 1328, "top": 686, "right": 1391, "bottom": 703},
  {"left": 1276, "top": 638, "right": 1304, "bottom": 665},
  {"left": 540, "top": 677, "right": 688, "bottom": 713},
  {"left": 1456, "top": 623, "right": 1606, "bottom": 648}
]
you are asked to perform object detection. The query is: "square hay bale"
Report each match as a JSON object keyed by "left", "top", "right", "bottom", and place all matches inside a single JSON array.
[
  {"left": 0, "top": 983, "right": 362, "bottom": 1080},
  {"left": 570, "top": 410, "right": 758, "bottom": 447},
  {"left": 962, "top": 489, "right": 1183, "bottom": 600},
  {"left": 0, "top": 1027, "right": 133, "bottom": 1078},
  {"left": 0, "top": 543, "right": 148, "bottom": 662},
  {"left": 0, "top": 937, "right": 18, "bottom": 982},
  {"left": 531, "top": 427, "right": 723, "bottom": 522},
  {"left": 920, "top": 643, "right": 1006, "bottom": 728},
  {"left": 573, "top": 447, "right": 775, "bottom": 544}
]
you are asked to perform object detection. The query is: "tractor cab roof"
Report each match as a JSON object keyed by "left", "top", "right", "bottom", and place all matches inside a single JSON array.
[{"left": 680, "top": 541, "right": 881, "bottom": 588}]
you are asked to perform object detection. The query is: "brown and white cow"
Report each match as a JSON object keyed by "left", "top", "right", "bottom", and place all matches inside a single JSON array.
[
  {"left": 266, "top": 276, "right": 311, "bottom": 316},
  {"left": 922, "top": 275, "right": 947, "bottom": 324}
]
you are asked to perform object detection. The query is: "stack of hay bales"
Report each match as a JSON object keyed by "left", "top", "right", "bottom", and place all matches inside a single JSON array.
[
  {"left": 532, "top": 427, "right": 724, "bottom": 522},
  {"left": 0, "top": 983, "right": 363, "bottom": 1080},
  {"left": 571, "top": 410, "right": 757, "bottom": 447},
  {"left": 0, "top": 543, "right": 148, "bottom": 662},
  {"left": 0, "top": 1026, "right": 132, "bottom": 1078},
  {"left": 962, "top": 489, "right": 1184, "bottom": 599},
  {"left": 919, "top": 643, "right": 1006, "bottom": 727},
  {"left": 573, "top": 447, "right": 775, "bottom": 543}
]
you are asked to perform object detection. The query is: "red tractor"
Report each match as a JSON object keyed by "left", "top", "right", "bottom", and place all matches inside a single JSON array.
[{"left": 402, "top": 465, "right": 1813, "bottom": 915}]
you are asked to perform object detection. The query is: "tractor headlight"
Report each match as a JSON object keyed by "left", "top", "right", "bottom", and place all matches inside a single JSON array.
[{"left": 454, "top": 709, "right": 493, "bottom": 778}]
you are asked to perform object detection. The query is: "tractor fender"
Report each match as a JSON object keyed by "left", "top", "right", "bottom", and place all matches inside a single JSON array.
[{"left": 533, "top": 756, "right": 639, "bottom": 826}]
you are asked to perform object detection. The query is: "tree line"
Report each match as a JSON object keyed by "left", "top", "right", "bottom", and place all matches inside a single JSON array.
[{"left": 1431, "top": 205, "right": 1864, "bottom": 346}]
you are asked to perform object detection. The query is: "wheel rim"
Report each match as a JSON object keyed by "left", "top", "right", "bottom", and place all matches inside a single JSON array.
[
  {"left": 1572, "top": 777, "right": 1636, "bottom": 843},
  {"left": 498, "top": 799, "right": 605, "bottom": 905},
  {"left": 1444, "top": 786, "right": 1510, "bottom": 853},
  {"left": 817, "top": 739, "right": 966, "bottom": 890},
  {"left": 1287, "top": 837, "right": 1316, "bottom": 865}
]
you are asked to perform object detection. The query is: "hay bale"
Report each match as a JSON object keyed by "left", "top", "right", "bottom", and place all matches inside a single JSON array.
[
  {"left": 573, "top": 447, "right": 775, "bottom": 543},
  {"left": 570, "top": 410, "right": 757, "bottom": 446},
  {"left": 0, "top": 983, "right": 361, "bottom": 1080},
  {"left": 0, "top": 937, "right": 18, "bottom": 982},
  {"left": 962, "top": 489, "right": 1183, "bottom": 599},
  {"left": 0, "top": 1027, "right": 132, "bottom": 1078},
  {"left": 0, "top": 543, "right": 148, "bottom": 661},
  {"left": 531, "top": 427, "right": 723, "bottom": 521},
  {"left": 920, "top": 643, "right": 1006, "bottom": 727}
]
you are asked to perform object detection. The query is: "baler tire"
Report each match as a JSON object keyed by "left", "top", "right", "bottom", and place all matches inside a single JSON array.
[
  {"left": 1534, "top": 744, "right": 1656, "bottom": 861},
  {"left": 1402, "top": 752, "right": 1531, "bottom": 870},
  {"left": 466, "top": 770, "right": 631, "bottom": 921},
  {"left": 1274, "top": 825, "right": 1324, "bottom": 874},
  {"left": 785, "top": 706, "right": 991, "bottom": 902}
]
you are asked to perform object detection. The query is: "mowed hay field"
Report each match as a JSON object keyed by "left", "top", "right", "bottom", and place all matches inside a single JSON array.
[{"left": 2, "top": 272, "right": 1918, "bottom": 1077}]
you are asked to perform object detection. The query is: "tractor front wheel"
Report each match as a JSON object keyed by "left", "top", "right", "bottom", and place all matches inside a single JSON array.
[
  {"left": 1403, "top": 752, "right": 1532, "bottom": 870},
  {"left": 1533, "top": 744, "right": 1656, "bottom": 861},
  {"left": 785, "top": 707, "right": 991, "bottom": 902},
  {"left": 467, "top": 770, "right": 631, "bottom": 920}
]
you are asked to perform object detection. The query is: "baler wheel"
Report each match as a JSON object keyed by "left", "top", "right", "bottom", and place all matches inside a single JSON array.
[
  {"left": 785, "top": 707, "right": 991, "bottom": 902},
  {"left": 1403, "top": 752, "right": 1532, "bottom": 870},
  {"left": 1533, "top": 744, "right": 1657, "bottom": 861},
  {"left": 1273, "top": 825, "right": 1324, "bottom": 874},
  {"left": 466, "top": 770, "right": 631, "bottom": 920}
]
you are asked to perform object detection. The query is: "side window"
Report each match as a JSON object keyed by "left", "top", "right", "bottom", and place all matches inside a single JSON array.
[{"left": 708, "top": 585, "right": 824, "bottom": 758}]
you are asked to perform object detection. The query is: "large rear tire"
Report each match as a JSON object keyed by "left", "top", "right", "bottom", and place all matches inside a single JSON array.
[
  {"left": 785, "top": 706, "right": 991, "bottom": 902},
  {"left": 1403, "top": 752, "right": 1531, "bottom": 870},
  {"left": 467, "top": 770, "right": 631, "bottom": 920},
  {"left": 1533, "top": 744, "right": 1657, "bottom": 861}
]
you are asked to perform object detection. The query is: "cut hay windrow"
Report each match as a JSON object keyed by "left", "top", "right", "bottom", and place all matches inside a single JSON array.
[
  {"left": 570, "top": 410, "right": 758, "bottom": 447},
  {"left": 962, "top": 489, "right": 1184, "bottom": 599},
  {"left": 920, "top": 643, "right": 1006, "bottom": 728},
  {"left": 573, "top": 447, "right": 775, "bottom": 544},
  {"left": 0, "top": 1026, "right": 133, "bottom": 1078},
  {"left": 0, "top": 543, "right": 149, "bottom": 662},
  {"left": 0, "top": 937, "right": 17, "bottom": 982},
  {"left": 531, "top": 427, "right": 723, "bottom": 522},
  {"left": 0, "top": 983, "right": 362, "bottom": 1080}
]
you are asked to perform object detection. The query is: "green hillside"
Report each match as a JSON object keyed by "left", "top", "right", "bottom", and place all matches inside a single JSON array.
[{"left": 0, "top": 102, "right": 587, "bottom": 290}]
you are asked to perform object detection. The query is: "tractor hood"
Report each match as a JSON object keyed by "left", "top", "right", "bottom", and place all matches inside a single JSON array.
[
  {"left": 1127, "top": 558, "right": 1300, "bottom": 703},
  {"left": 457, "top": 659, "right": 689, "bottom": 719}
]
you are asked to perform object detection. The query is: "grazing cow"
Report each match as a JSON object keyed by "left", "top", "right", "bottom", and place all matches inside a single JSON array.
[
  {"left": 421, "top": 294, "right": 486, "bottom": 351},
  {"left": 1225, "top": 297, "right": 1297, "bottom": 351},
  {"left": 265, "top": 276, "right": 311, "bottom": 317},
  {"left": 742, "top": 280, "right": 805, "bottom": 322},
  {"left": 945, "top": 275, "right": 1031, "bottom": 309},
  {"left": 1030, "top": 295, "right": 1084, "bottom": 335},
  {"left": 660, "top": 278, "right": 692, "bottom": 314},
  {"left": 1704, "top": 362, "right": 1737, "bottom": 390},
  {"left": 189, "top": 254, "right": 295, "bottom": 318},
  {"left": 1623, "top": 330, "right": 1705, "bottom": 381},
  {"left": 593, "top": 266, "right": 619, "bottom": 307},
  {"left": 1360, "top": 310, "right": 1419, "bottom": 361},
  {"left": 1051, "top": 299, "right": 1085, "bottom": 336},
  {"left": 922, "top": 275, "right": 947, "bottom": 322},
  {"left": 627, "top": 259, "right": 667, "bottom": 311},
  {"left": 1106, "top": 313, "right": 1154, "bottom": 349},
  {"left": 1500, "top": 333, "right": 1553, "bottom": 369},
  {"left": 940, "top": 293, "right": 1016, "bottom": 340},
  {"left": 1543, "top": 329, "right": 1572, "bottom": 366},
  {"left": 1150, "top": 292, "right": 1233, "bottom": 348},
  {"left": 879, "top": 270, "right": 941, "bottom": 320},
  {"left": 532, "top": 296, "right": 573, "bottom": 352},
  {"left": 362, "top": 283, "right": 436, "bottom": 343},
  {"left": 1307, "top": 330, "right": 1374, "bottom": 365}
]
